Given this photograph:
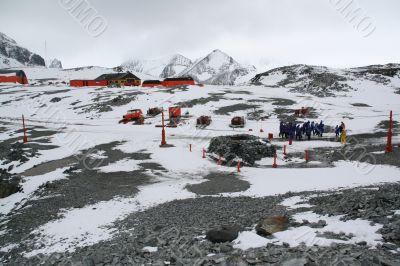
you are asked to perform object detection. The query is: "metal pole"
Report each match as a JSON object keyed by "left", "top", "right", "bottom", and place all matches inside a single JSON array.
[
  {"left": 385, "top": 110, "right": 393, "bottom": 153},
  {"left": 161, "top": 110, "right": 166, "bottom": 146},
  {"left": 22, "top": 115, "right": 28, "bottom": 143}
]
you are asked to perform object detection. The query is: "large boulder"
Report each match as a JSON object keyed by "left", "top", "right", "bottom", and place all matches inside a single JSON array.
[
  {"left": 207, "top": 134, "right": 275, "bottom": 166},
  {"left": 0, "top": 169, "right": 21, "bottom": 198},
  {"left": 255, "top": 216, "right": 289, "bottom": 236},
  {"left": 206, "top": 225, "right": 242, "bottom": 243}
]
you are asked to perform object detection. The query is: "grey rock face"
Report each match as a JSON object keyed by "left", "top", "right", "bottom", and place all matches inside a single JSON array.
[{"left": 0, "top": 32, "right": 45, "bottom": 67}]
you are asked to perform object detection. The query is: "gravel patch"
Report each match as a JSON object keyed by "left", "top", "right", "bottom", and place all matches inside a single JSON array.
[{"left": 186, "top": 172, "right": 250, "bottom": 195}]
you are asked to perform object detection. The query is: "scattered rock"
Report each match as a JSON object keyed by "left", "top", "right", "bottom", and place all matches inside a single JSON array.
[
  {"left": 206, "top": 225, "right": 242, "bottom": 243},
  {"left": 256, "top": 216, "right": 289, "bottom": 236},
  {"left": 50, "top": 97, "right": 62, "bottom": 103}
]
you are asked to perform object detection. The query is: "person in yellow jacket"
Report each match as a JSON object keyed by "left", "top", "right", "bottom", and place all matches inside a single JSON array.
[
  {"left": 341, "top": 128, "right": 347, "bottom": 144},
  {"left": 340, "top": 122, "right": 347, "bottom": 144}
]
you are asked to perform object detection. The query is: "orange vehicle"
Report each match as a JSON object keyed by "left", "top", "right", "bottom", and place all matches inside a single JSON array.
[
  {"left": 167, "top": 106, "right": 182, "bottom": 127},
  {"left": 119, "top": 109, "right": 144, "bottom": 124}
]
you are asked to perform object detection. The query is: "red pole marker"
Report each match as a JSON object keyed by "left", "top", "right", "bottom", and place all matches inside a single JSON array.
[
  {"left": 283, "top": 145, "right": 287, "bottom": 155},
  {"left": 161, "top": 110, "right": 167, "bottom": 146},
  {"left": 237, "top": 160, "right": 241, "bottom": 173},
  {"left": 272, "top": 153, "right": 278, "bottom": 168},
  {"left": 385, "top": 110, "right": 393, "bottom": 153},
  {"left": 305, "top": 150, "right": 309, "bottom": 162},
  {"left": 202, "top": 148, "right": 206, "bottom": 159},
  {"left": 22, "top": 115, "right": 28, "bottom": 143},
  {"left": 189, "top": 144, "right": 192, "bottom": 152}
]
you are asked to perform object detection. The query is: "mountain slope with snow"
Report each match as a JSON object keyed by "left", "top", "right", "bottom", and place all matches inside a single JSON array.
[
  {"left": 250, "top": 63, "right": 400, "bottom": 97},
  {"left": 121, "top": 54, "right": 192, "bottom": 79},
  {"left": 177, "top": 49, "right": 256, "bottom": 85},
  {"left": 0, "top": 32, "right": 45, "bottom": 68}
]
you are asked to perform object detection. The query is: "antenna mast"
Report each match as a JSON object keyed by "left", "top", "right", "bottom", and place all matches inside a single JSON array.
[{"left": 45, "top": 40, "right": 48, "bottom": 67}]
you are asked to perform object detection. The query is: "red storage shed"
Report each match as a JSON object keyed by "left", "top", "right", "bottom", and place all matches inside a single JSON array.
[
  {"left": 162, "top": 77, "right": 195, "bottom": 87},
  {"left": 142, "top": 80, "right": 162, "bottom": 87},
  {"left": 0, "top": 70, "right": 28, "bottom": 84}
]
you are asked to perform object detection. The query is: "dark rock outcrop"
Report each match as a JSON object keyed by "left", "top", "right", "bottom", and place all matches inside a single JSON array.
[{"left": 207, "top": 134, "right": 275, "bottom": 166}]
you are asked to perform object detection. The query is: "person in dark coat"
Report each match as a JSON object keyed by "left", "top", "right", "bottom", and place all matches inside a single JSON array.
[
  {"left": 279, "top": 121, "right": 284, "bottom": 138},
  {"left": 319, "top": 120, "right": 324, "bottom": 137},
  {"left": 311, "top": 121, "right": 315, "bottom": 135},
  {"left": 295, "top": 125, "right": 302, "bottom": 140},
  {"left": 306, "top": 126, "right": 311, "bottom": 140},
  {"left": 335, "top": 125, "right": 340, "bottom": 138}
]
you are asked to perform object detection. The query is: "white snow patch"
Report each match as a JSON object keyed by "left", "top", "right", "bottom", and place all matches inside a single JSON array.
[
  {"left": 281, "top": 196, "right": 312, "bottom": 209},
  {"left": 233, "top": 230, "right": 270, "bottom": 250},
  {"left": 96, "top": 158, "right": 142, "bottom": 173},
  {"left": 234, "top": 211, "right": 383, "bottom": 250},
  {"left": 142, "top": 246, "right": 158, "bottom": 252}
]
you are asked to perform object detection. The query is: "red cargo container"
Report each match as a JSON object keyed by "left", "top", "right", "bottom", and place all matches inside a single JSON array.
[
  {"left": 70, "top": 80, "right": 108, "bottom": 87},
  {"left": 168, "top": 107, "right": 181, "bottom": 118}
]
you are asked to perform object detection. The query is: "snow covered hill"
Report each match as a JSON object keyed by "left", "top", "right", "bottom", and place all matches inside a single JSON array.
[
  {"left": 0, "top": 32, "right": 45, "bottom": 68},
  {"left": 121, "top": 50, "right": 256, "bottom": 85},
  {"left": 251, "top": 63, "right": 400, "bottom": 97},
  {"left": 121, "top": 54, "right": 192, "bottom": 79},
  {"left": 178, "top": 49, "right": 256, "bottom": 85}
]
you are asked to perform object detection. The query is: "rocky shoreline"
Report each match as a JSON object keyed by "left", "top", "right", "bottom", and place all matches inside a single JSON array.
[{"left": 3, "top": 181, "right": 400, "bottom": 265}]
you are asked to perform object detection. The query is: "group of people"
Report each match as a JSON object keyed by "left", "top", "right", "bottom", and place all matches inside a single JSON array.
[
  {"left": 279, "top": 120, "right": 325, "bottom": 141},
  {"left": 335, "top": 122, "right": 347, "bottom": 144}
]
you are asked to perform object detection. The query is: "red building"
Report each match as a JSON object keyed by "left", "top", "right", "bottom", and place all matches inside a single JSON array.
[
  {"left": 142, "top": 80, "right": 162, "bottom": 87},
  {"left": 95, "top": 72, "right": 141, "bottom": 86},
  {"left": 162, "top": 77, "right": 195, "bottom": 87},
  {"left": 0, "top": 70, "right": 28, "bottom": 84},
  {"left": 70, "top": 80, "right": 108, "bottom": 87}
]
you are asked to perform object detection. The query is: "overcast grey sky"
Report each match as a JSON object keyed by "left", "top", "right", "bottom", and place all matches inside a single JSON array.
[{"left": 0, "top": 0, "right": 399, "bottom": 69}]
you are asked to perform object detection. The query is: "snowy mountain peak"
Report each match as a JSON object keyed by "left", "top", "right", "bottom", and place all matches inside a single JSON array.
[
  {"left": 121, "top": 53, "right": 192, "bottom": 78},
  {"left": 177, "top": 49, "right": 255, "bottom": 85},
  {"left": 48, "top": 58, "right": 63, "bottom": 69},
  {"left": 0, "top": 32, "right": 45, "bottom": 68}
]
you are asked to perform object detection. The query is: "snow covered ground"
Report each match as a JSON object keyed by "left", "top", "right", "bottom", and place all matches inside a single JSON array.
[{"left": 0, "top": 67, "right": 399, "bottom": 260}]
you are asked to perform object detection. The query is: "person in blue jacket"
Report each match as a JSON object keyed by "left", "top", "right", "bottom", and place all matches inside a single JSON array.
[
  {"left": 335, "top": 125, "right": 340, "bottom": 138},
  {"left": 306, "top": 122, "right": 312, "bottom": 140},
  {"left": 319, "top": 120, "right": 325, "bottom": 137}
]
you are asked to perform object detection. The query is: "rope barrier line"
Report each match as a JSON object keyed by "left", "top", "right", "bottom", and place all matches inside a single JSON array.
[{"left": 1, "top": 112, "right": 397, "bottom": 124}]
